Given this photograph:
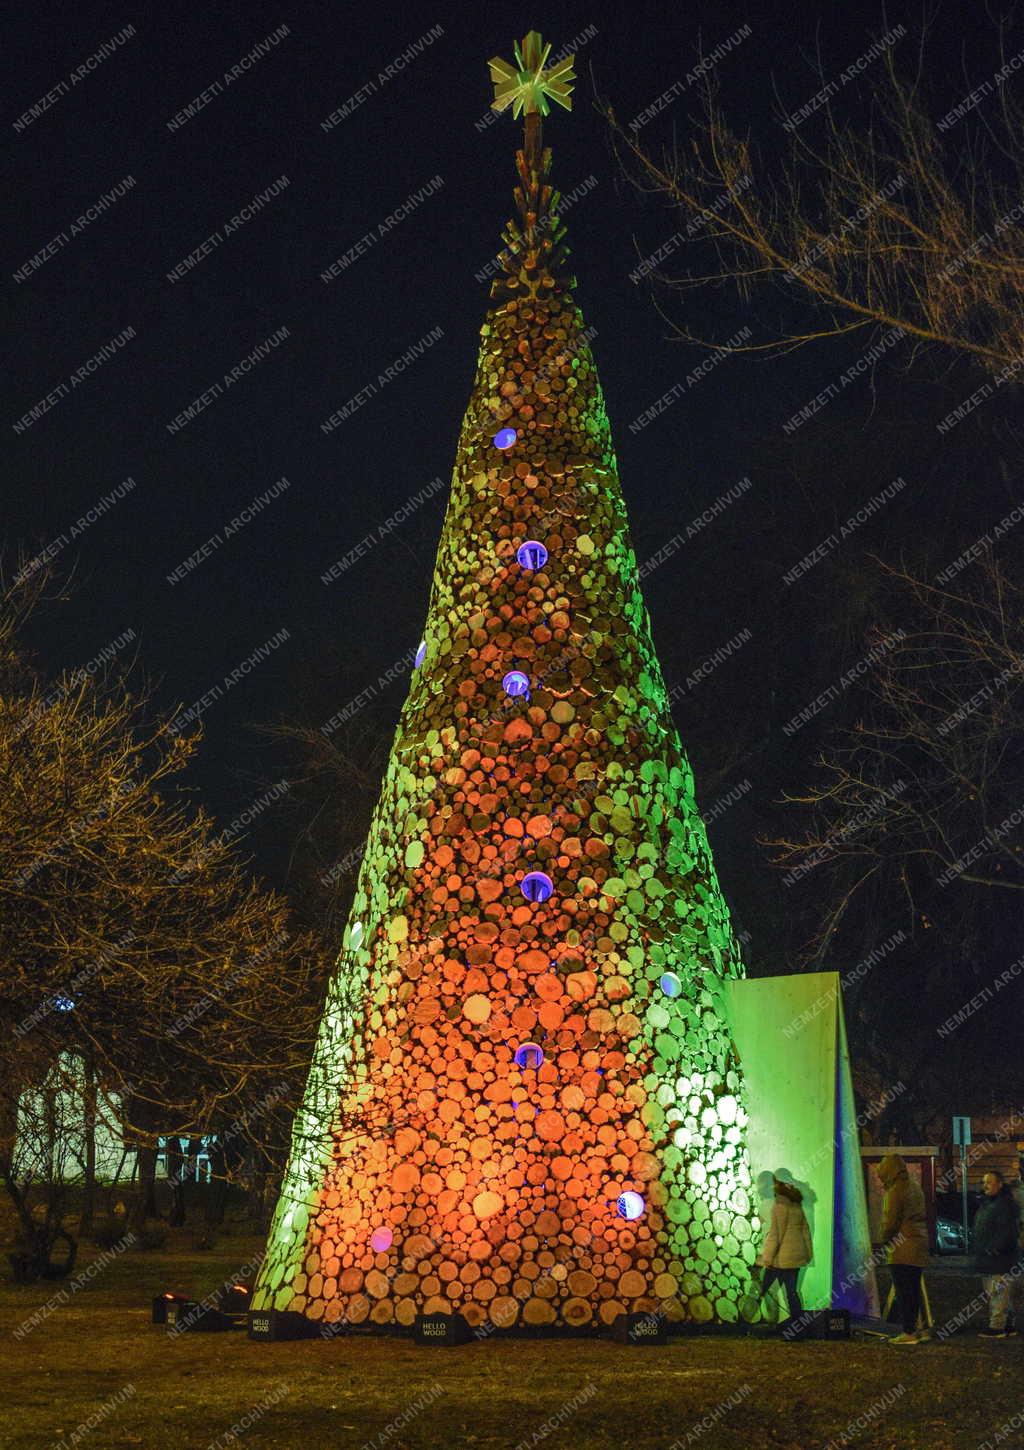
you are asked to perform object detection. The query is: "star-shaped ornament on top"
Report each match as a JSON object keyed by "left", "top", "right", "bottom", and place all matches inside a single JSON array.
[{"left": 488, "top": 30, "right": 575, "bottom": 118}]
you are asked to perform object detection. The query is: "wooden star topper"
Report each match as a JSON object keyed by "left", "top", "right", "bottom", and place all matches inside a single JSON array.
[{"left": 488, "top": 31, "right": 575, "bottom": 118}]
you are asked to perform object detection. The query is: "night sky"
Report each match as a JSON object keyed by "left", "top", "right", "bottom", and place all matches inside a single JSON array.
[{"left": 4, "top": 0, "right": 997, "bottom": 907}]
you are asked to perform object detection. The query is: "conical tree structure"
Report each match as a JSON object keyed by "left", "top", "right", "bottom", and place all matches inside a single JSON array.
[{"left": 253, "top": 35, "right": 760, "bottom": 1333}]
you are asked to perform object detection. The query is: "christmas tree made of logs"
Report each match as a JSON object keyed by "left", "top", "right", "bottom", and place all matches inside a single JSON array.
[{"left": 253, "top": 32, "right": 761, "bottom": 1334}]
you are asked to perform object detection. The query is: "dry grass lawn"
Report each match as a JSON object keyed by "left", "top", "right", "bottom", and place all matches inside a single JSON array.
[{"left": 0, "top": 1233, "right": 1020, "bottom": 1450}]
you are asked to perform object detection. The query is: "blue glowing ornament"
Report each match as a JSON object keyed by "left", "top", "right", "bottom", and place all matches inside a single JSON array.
[
  {"left": 54, "top": 996, "right": 75, "bottom": 1012},
  {"left": 520, "top": 871, "right": 553, "bottom": 904},
  {"left": 617, "top": 1191, "right": 645, "bottom": 1221},
  {"left": 492, "top": 427, "right": 517, "bottom": 449},
  {"left": 414, "top": 640, "right": 426, "bottom": 669},
  {"left": 502, "top": 669, "right": 530, "bottom": 698},
  {"left": 516, "top": 539, "right": 548, "bottom": 571},
  {"left": 513, "top": 1042, "right": 544, "bottom": 1070},
  {"left": 659, "top": 971, "right": 682, "bottom": 999}
]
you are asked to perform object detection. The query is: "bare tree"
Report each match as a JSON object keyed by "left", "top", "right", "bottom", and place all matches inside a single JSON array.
[
  {"left": 256, "top": 714, "right": 390, "bottom": 941},
  {"left": 0, "top": 573, "right": 323, "bottom": 1273},
  {"left": 606, "top": 18, "right": 1024, "bottom": 373},
  {"left": 765, "top": 547, "right": 1024, "bottom": 1112},
  {"left": 771, "top": 549, "right": 1024, "bottom": 942}
]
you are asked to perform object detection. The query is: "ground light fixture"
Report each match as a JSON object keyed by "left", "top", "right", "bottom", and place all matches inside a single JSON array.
[{"left": 151, "top": 1291, "right": 191, "bottom": 1325}]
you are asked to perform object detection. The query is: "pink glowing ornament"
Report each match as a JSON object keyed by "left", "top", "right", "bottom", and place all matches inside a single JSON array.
[{"left": 370, "top": 1227, "right": 394, "bottom": 1253}]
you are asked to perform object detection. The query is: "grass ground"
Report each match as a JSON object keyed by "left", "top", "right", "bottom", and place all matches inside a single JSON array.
[{"left": 0, "top": 1231, "right": 1020, "bottom": 1450}]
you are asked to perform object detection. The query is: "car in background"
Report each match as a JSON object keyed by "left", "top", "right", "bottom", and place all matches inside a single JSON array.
[
  {"left": 934, "top": 1189, "right": 982, "bottom": 1254},
  {"left": 935, "top": 1216, "right": 966, "bottom": 1254}
]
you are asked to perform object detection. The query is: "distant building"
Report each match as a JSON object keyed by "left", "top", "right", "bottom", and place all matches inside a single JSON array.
[{"left": 16, "top": 1052, "right": 214, "bottom": 1183}]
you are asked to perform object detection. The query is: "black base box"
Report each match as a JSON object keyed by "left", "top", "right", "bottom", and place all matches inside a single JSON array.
[
  {"left": 165, "top": 1299, "right": 238, "bottom": 1333},
  {"left": 781, "top": 1308, "right": 850, "bottom": 1341},
  {"left": 247, "top": 1308, "right": 321, "bottom": 1341},
  {"left": 611, "top": 1312, "right": 666, "bottom": 1345},
  {"left": 152, "top": 1292, "right": 191, "bottom": 1325},
  {"left": 824, "top": 1308, "right": 851, "bottom": 1339},
  {"left": 414, "top": 1312, "right": 471, "bottom": 1346}
]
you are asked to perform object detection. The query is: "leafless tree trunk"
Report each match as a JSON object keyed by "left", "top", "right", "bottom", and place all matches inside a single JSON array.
[{"left": 79, "top": 1051, "right": 97, "bottom": 1233}]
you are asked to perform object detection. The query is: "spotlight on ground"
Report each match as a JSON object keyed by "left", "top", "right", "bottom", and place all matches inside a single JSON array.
[
  {"left": 151, "top": 1291, "right": 191, "bottom": 1325},
  {"left": 166, "top": 1299, "right": 241, "bottom": 1332},
  {"left": 217, "top": 1281, "right": 253, "bottom": 1313}
]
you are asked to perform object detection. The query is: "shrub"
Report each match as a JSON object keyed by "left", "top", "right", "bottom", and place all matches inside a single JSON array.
[{"left": 91, "top": 1218, "right": 130, "bottom": 1250}]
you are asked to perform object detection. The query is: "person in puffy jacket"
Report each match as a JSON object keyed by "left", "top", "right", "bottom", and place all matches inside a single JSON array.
[
  {"left": 877, "top": 1153, "right": 929, "bottom": 1344},
  {"left": 974, "top": 1170, "right": 1024, "bottom": 1338},
  {"left": 757, "top": 1177, "right": 813, "bottom": 1323}
]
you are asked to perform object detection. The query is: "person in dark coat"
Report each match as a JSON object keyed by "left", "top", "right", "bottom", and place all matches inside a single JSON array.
[
  {"left": 974, "top": 1170, "right": 1024, "bottom": 1338},
  {"left": 877, "top": 1153, "right": 929, "bottom": 1344}
]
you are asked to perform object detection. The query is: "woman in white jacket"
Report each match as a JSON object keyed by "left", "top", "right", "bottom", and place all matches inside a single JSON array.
[{"left": 758, "top": 1177, "right": 813, "bottom": 1322}]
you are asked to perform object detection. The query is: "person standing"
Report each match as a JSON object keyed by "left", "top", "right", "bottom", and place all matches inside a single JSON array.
[
  {"left": 974, "top": 1169, "right": 1024, "bottom": 1339},
  {"left": 877, "top": 1154, "right": 929, "bottom": 1344},
  {"left": 757, "top": 1177, "right": 813, "bottom": 1327}
]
